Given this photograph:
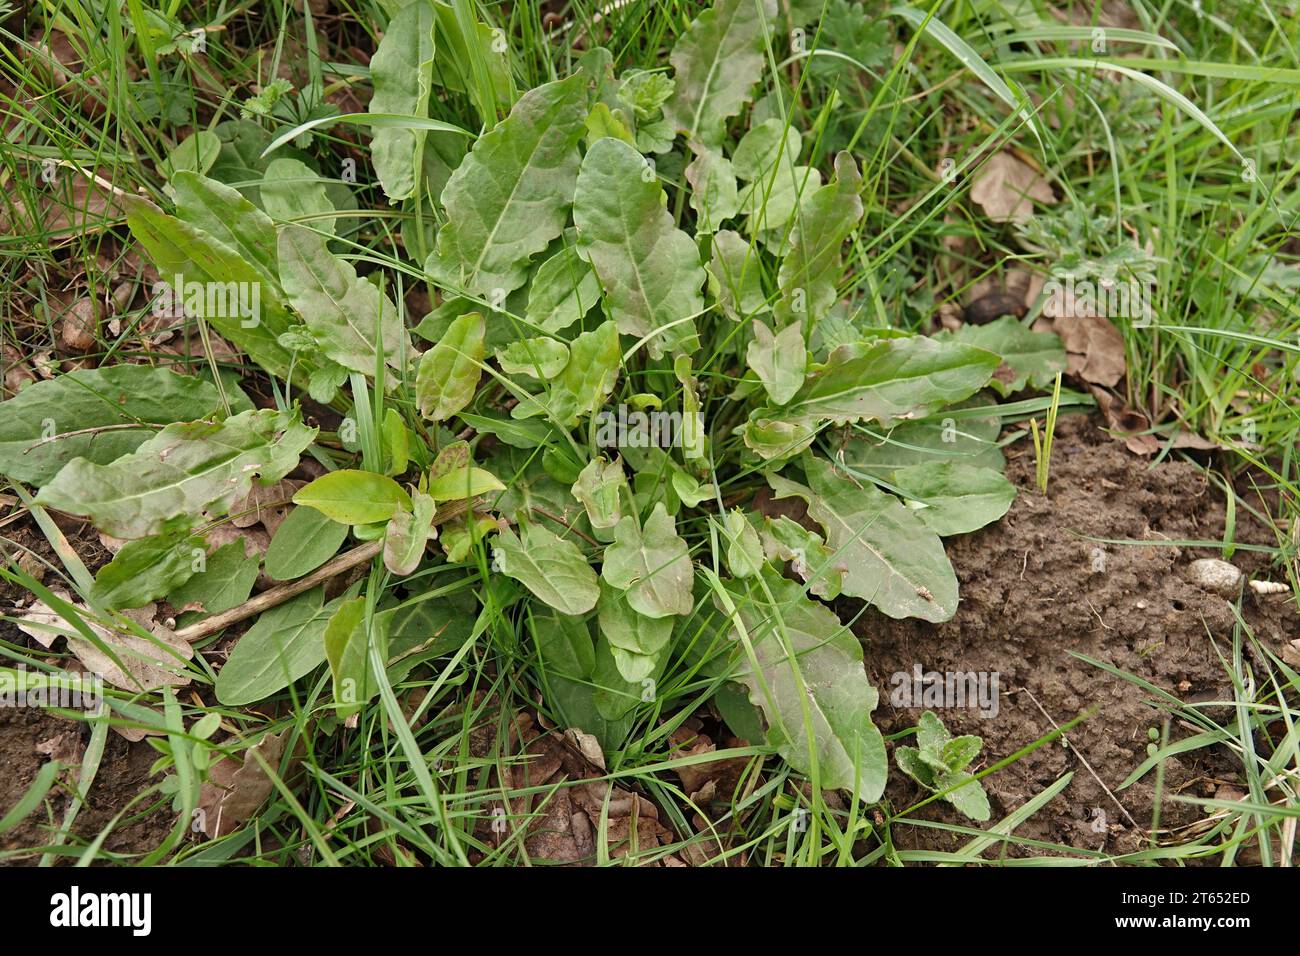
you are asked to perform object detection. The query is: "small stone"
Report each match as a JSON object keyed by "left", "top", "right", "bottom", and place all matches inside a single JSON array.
[
  {"left": 59, "top": 298, "right": 98, "bottom": 351},
  {"left": 1187, "top": 558, "right": 1242, "bottom": 596}
]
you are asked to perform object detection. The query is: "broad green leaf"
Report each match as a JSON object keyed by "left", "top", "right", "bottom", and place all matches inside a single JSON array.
[
  {"left": 261, "top": 158, "right": 336, "bottom": 234},
  {"left": 533, "top": 610, "right": 634, "bottom": 749},
  {"left": 415, "top": 311, "right": 485, "bottom": 421},
  {"left": 369, "top": 0, "right": 438, "bottom": 201},
  {"left": 785, "top": 336, "right": 999, "bottom": 428},
  {"left": 939, "top": 316, "right": 1067, "bottom": 397},
  {"left": 160, "top": 130, "right": 220, "bottom": 180},
  {"left": 891, "top": 462, "right": 1016, "bottom": 536},
  {"left": 514, "top": 320, "right": 621, "bottom": 426},
  {"left": 597, "top": 580, "right": 674, "bottom": 659},
  {"left": 426, "top": 74, "right": 588, "bottom": 297},
  {"left": 760, "top": 514, "right": 843, "bottom": 598},
  {"left": 495, "top": 336, "right": 569, "bottom": 379},
  {"left": 841, "top": 404, "right": 1005, "bottom": 473},
  {"left": 215, "top": 587, "right": 335, "bottom": 705},
  {"left": 663, "top": 0, "right": 778, "bottom": 148},
  {"left": 493, "top": 522, "right": 599, "bottom": 615},
  {"left": 90, "top": 533, "right": 206, "bottom": 609},
  {"left": 425, "top": 465, "right": 504, "bottom": 502},
  {"left": 773, "top": 151, "right": 863, "bottom": 325},
  {"left": 458, "top": 411, "right": 552, "bottom": 449},
  {"left": 742, "top": 411, "right": 816, "bottom": 461},
  {"left": 770, "top": 456, "right": 958, "bottom": 622},
  {"left": 525, "top": 245, "right": 601, "bottom": 333},
  {"left": 264, "top": 505, "right": 350, "bottom": 580},
  {"left": 278, "top": 225, "right": 410, "bottom": 375},
  {"left": 684, "top": 143, "right": 738, "bottom": 233},
  {"left": 383, "top": 491, "right": 437, "bottom": 576},
  {"left": 601, "top": 502, "right": 693, "bottom": 619},
  {"left": 571, "top": 456, "right": 627, "bottom": 531},
  {"left": 585, "top": 101, "right": 637, "bottom": 146},
  {"left": 747, "top": 318, "right": 806, "bottom": 405},
  {"left": 168, "top": 171, "right": 279, "bottom": 284},
  {"left": 123, "top": 197, "right": 295, "bottom": 377},
  {"left": 574, "top": 138, "right": 703, "bottom": 358},
  {"left": 937, "top": 768, "right": 991, "bottom": 821},
  {"left": 738, "top": 166, "right": 823, "bottom": 237},
  {"left": 593, "top": 634, "right": 664, "bottom": 720},
  {"left": 36, "top": 409, "right": 316, "bottom": 540},
  {"left": 0, "top": 366, "right": 224, "bottom": 485},
  {"left": 709, "top": 229, "right": 766, "bottom": 321},
  {"left": 294, "top": 470, "right": 412, "bottom": 525},
  {"left": 169, "top": 540, "right": 260, "bottom": 624},
  {"left": 721, "top": 509, "right": 763, "bottom": 578},
  {"left": 324, "top": 597, "right": 371, "bottom": 717},
  {"left": 718, "top": 568, "right": 887, "bottom": 801},
  {"left": 731, "top": 119, "right": 801, "bottom": 181}
]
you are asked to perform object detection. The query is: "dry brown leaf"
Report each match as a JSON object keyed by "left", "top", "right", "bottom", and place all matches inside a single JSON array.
[
  {"left": 17, "top": 596, "right": 193, "bottom": 690},
  {"left": 197, "top": 731, "right": 288, "bottom": 838},
  {"left": 1091, "top": 387, "right": 1157, "bottom": 455},
  {"left": 58, "top": 297, "right": 99, "bottom": 352},
  {"left": 970, "top": 152, "right": 1054, "bottom": 224},
  {"left": 1054, "top": 312, "right": 1127, "bottom": 386},
  {"left": 231, "top": 479, "right": 304, "bottom": 536}
]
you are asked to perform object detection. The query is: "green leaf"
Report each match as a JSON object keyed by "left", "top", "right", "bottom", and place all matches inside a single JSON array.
[
  {"left": 785, "top": 336, "right": 999, "bottom": 428},
  {"left": 90, "top": 533, "right": 206, "bottom": 609},
  {"left": 663, "top": 0, "right": 778, "bottom": 148},
  {"left": 493, "top": 522, "right": 599, "bottom": 615},
  {"left": 731, "top": 119, "right": 801, "bottom": 181},
  {"left": 160, "top": 130, "right": 220, "bottom": 180},
  {"left": 592, "top": 633, "right": 664, "bottom": 720},
  {"left": 0, "top": 366, "right": 224, "bottom": 485},
  {"left": 601, "top": 502, "right": 694, "bottom": 618},
  {"left": 415, "top": 311, "right": 485, "bottom": 422},
  {"left": 36, "top": 409, "right": 317, "bottom": 540},
  {"left": 709, "top": 229, "right": 766, "bottom": 321},
  {"left": 495, "top": 336, "right": 569, "bottom": 379},
  {"left": 123, "top": 196, "right": 296, "bottom": 377},
  {"left": 525, "top": 245, "right": 602, "bottom": 333},
  {"left": 369, "top": 0, "right": 438, "bottom": 202},
  {"left": 940, "top": 316, "right": 1067, "bottom": 397},
  {"left": 585, "top": 101, "right": 637, "bottom": 146},
  {"left": 324, "top": 597, "right": 372, "bottom": 716},
  {"left": 891, "top": 462, "right": 1016, "bottom": 536},
  {"left": 773, "top": 151, "right": 863, "bottom": 325},
  {"left": 770, "top": 456, "right": 958, "bottom": 622},
  {"left": 937, "top": 768, "right": 991, "bottom": 821},
  {"left": 722, "top": 509, "right": 764, "bottom": 578},
  {"left": 261, "top": 158, "right": 336, "bottom": 234},
  {"left": 747, "top": 318, "right": 806, "bottom": 405},
  {"left": 425, "top": 465, "right": 504, "bottom": 502},
  {"left": 515, "top": 320, "right": 621, "bottom": 426},
  {"left": 215, "top": 587, "right": 335, "bottom": 705},
  {"left": 737, "top": 163, "right": 821, "bottom": 236},
  {"left": 278, "top": 225, "right": 410, "bottom": 375},
  {"left": 597, "top": 580, "right": 674, "bottom": 668},
  {"left": 425, "top": 74, "right": 589, "bottom": 297},
  {"left": 264, "top": 504, "right": 350, "bottom": 580},
  {"left": 294, "top": 470, "right": 412, "bottom": 526},
  {"left": 571, "top": 455, "right": 627, "bottom": 532},
  {"left": 759, "top": 514, "right": 843, "bottom": 598},
  {"left": 169, "top": 171, "right": 279, "bottom": 284},
  {"left": 574, "top": 138, "right": 704, "bottom": 358},
  {"left": 684, "top": 143, "right": 738, "bottom": 234},
  {"left": 717, "top": 568, "right": 887, "bottom": 801},
  {"left": 841, "top": 404, "right": 1005, "bottom": 473},
  {"left": 168, "top": 540, "right": 260, "bottom": 624}
]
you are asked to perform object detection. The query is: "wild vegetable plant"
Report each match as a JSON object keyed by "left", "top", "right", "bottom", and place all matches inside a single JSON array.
[{"left": 0, "top": 0, "right": 1068, "bottom": 809}]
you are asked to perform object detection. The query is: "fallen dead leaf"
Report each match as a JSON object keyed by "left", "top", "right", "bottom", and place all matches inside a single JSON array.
[
  {"left": 17, "top": 596, "right": 193, "bottom": 690},
  {"left": 970, "top": 152, "right": 1054, "bottom": 224},
  {"left": 1053, "top": 311, "right": 1127, "bottom": 387},
  {"left": 197, "top": 730, "right": 288, "bottom": 838},
  {"left": 1091, "top": 387, "right": 1157, "bottom": 455}
]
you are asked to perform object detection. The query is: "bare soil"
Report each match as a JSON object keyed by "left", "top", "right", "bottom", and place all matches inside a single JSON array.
[{"left": 861, "top": 413, "right": 1297, "bottom": 859}]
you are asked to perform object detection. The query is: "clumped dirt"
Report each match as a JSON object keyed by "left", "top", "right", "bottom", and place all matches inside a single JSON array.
[{"left": 861, "top": 413, "right": 1298, "bottom": 859}]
